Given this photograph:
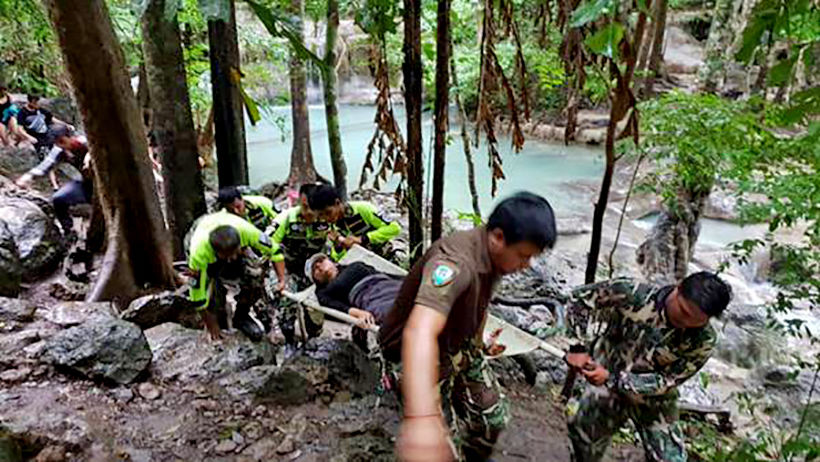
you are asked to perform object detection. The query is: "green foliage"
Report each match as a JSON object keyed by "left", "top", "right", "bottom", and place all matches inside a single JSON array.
[
  {"left": 0, "top": 0, "right": 63, "bottom": 94},
  {"left": 570, "top": 0, "right": 617, "bottom": 28},
  {"left": 637, "top": 92, "right": 772, "bottom": 216}
]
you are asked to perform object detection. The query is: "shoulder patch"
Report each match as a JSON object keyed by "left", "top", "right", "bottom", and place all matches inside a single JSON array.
[{"left": 432, "top": 264, "right": 456, "bottom": 287}]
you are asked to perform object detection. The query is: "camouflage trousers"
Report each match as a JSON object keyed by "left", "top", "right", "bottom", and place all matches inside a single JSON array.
[
  {"left": 207, "top": 257, "right": 270, "bottom": 329},
  {"left": 273, "top": 274, "right": 324, "bottom": 346},
  {"left": 386, "top": 344, "right": 510, "bottom": 461},
  {"left": 568, "top": 388, "right": 686, "bottom": 462}
]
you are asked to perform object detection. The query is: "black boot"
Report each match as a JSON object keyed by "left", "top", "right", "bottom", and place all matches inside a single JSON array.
[{"left": 233, "top": 308, "right": 263, "bottom": 342}]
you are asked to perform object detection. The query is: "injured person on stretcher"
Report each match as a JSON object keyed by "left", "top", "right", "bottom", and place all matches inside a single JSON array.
[{"left": 305, "top": 253, "right": 402, "bottom": 351}]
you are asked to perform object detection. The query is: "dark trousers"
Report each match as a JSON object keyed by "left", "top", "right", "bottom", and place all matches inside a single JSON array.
[{"left": 52, "top": 180, "right": 91, "bottom": 235}]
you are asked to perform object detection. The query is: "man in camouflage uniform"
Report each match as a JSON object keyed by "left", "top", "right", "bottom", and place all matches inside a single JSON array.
[
  {"left": 565, "top": 272, "right": 732, "bottom": 462},
  {"left": 379, "top": 192, "right": 557, "bottom": 462}
]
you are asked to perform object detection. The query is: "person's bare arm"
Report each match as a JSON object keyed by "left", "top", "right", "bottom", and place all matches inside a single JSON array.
[
  {"left": 398, "top": 305, "right": 452, "bottom": 462},
  {"left": 49, "top": 171, "right": 59, "bottom": 190},
  {"left": 274, "top": 260, "right": 286, "bottom": 291}
]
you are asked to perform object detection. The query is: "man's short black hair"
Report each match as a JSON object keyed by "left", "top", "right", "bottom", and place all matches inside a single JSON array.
[
  {"left": 487, "top": 191, "right": 557, "bottom": 250},
  {"left": 307, "top": 184, "right": 341, "bottom": 211},
  {"left": 27, "top": 94, "right": 40, "bottom": 103},
  {"left": 680, "top": 272, "right": 732, "bottom": 317},
  {"left": 209, "top": 226, "right": 241, "bottom": 255},
  {"left": 217, "top": 186, "right": 242, "bottom": 207}
]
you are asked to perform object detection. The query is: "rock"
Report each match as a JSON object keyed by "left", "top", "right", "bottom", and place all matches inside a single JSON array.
[
  {"left": 0, "top": 146, "right": 40, "bottom": 179},
  {"left": 137, "top": 383, "right": 161, "bottom": 400},
  {"left": 714, "top": 321, "right": 781, "bottom": 369},
  {"left": 38, "top": 301, "right": 116, "bottom": 327},
  {"left": 220, "top": 365, "right": 314, "bottom": 405},
  {"left": 275, "top": 435, "right": 296, "bottom": 455},
  {"left": 146, "top": 323, "right": 275, "bottom": 382},
  {"left": 33, "top": 445, "right": 67, "bottom": 462},
  {"left": 46, "top": 319, "right": 152, "bottom": 384},
  {"left": 112, "top": 388, "right": 134, "bottom": 403},
  {"left": 0, "top": 330, "right": 41, "bottom": 359},
  {"left": 47, "top": 282, "right": 87, "bottom": 302},
  {"left": 325, "top": 340, "right": 380, "bottom": 397},
  {"left": 490, "top": 305, "right": 550, "bottom": 337},
  {"left": 0, "top": 297, "right": 36, "bottom": 324},
  {"left": 0, "top": 222, "right": 21, "bottom": 296},
  {"left": 704, "top": 189, "right": 739, "bottom": 221},
  {"left": 243, "top": 422, "right": 263, "bottom": 441},
  {"left": 121, "top": 291, "right": 202, "bottom": 330},
  {"left": 0, "top": 367, "right": 32, "bottom": 383},
  {"left": 0, "top": 197, "right": 64, "bottom": 282},
  {"left": 242, "top": 438, "right": 279, "bottom": 461},
  {"left": 215, "top": 439, "right": 238, "bottom": 454}
]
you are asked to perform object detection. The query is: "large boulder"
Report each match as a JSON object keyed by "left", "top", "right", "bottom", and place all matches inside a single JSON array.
[
  {"left": 0, "top": 297, "right": 36, "bottom": 325},
  {"left": 120, "top": 291, "right": 202, "bottom": 330},
  {"left": 45, "top": 319, "right": 152, "bottom": 384},
  {"left": 146, "top": 323, "right": 275, "bottom": 382},
  {"left": 37, "top": 301, "right": 116, "bottom": 327},
  {"left": 0, "top": 222, "right": 21, "bottom": 296},
  {"left": 0, "top": 197, "right": 64, "bottom": 281},
  {"left": 0, "top": 146, "right": 39, "bottom": 179}
]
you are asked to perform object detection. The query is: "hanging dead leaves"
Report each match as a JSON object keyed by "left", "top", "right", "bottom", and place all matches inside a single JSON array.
[{"left": 475, "top": 0, "right": 531, "bottom": 197}]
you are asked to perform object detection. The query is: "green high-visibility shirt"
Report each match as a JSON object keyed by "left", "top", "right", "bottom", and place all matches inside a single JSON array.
[
  {"left": 330, "top": 201, "right": 400, "bottom": 261},
  {"left": 243, "top": 195, "right": 278, "bottom": 230},
  {"left": 187, "top": 210, "right": 276, "bottom": 310},
  {"left": 270, "top": 206, "right": 331, "bottom": 271}
]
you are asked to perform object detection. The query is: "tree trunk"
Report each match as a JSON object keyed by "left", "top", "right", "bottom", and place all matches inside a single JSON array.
[
  {"left": 208, "top": 0, "right": 248, "bottom": 188},
  {"left": 636, "top": 190, "right": 708, "bottom": 284},
  {"left": 323, "top": 0, "right": 347, "bottom": 199},
  {"left": 287, "top": 0, "right": 318, "bottom": 187},
  {"left": 642, "top": 0, "right": 668, "bottom": 97},
  {"left": 142, "top": 0, "right": 207, "bottom": 260},
  {"left": 698, "top": 0, "right": 733, "bottom": 92},
  {"left": 45, "top": 0, "right": 176, "bottom": 302},
  {"left": 431, "top": 0, "right": 450, "bottom": 242},
  {"left": 403, "top": 0, "right": 424, "bottom": 260},
  {"left": 450, "top": 50, "right": 481, "bottom": 218},
  {"left": 137, "top": 62, "right": 150, "bottom": 123},
  {"left": 585, "top": 111, "right": 617, "bottom": 284}
]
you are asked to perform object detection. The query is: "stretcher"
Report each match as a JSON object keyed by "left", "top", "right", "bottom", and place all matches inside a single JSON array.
[{"left": 281, "top": 244, "right": 565, "bottom": 359}]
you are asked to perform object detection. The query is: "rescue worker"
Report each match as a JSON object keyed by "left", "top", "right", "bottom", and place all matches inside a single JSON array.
[
  {"left": 217, "top": 186, "right": 278, "bottom": 231},
  {"left": 306, "top": 184, "right": 401, "bottom": 262},
  {"left": 270, "top": 195, "right": 331, "bottom": 346},
  {"left": 378, "top": 192, "right": 557, "bottom": 462},
  {"left": 565, "top": 271, "right": 732, "bottom": 462},
  {"left": 187, "top": 210, "right": 277, "bottom": 342}
]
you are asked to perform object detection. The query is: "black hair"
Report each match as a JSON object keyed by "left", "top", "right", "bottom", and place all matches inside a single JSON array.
[
  {"left": 217, "top": 186, "right": 242, "bottom": 207},
  {"left": 679, "top": 272, "right": 732, "bottom": 317},
  {"left": 27, "top": 94, "right": 40, "bottom": 103},
  {"left": 487, "top": 191, "right": 557, "bottom": 250},
  {"left": 307, "top": 184, "right": 341, "bottom": 211},
  {"left": 299, "top": 182, "right": 319, "bottom": 197},
  {"left": 209, "top": 226, "right": 240, "bottom": 255}
]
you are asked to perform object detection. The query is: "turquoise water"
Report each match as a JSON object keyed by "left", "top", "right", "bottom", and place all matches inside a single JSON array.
[{"left": 246, "top": 104, "right": 603, "bottom": 215}]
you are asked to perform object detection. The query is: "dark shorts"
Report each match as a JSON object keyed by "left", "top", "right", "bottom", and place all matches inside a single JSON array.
[{"left": 349, "top": 274, "right": 402, "bottom": 323}]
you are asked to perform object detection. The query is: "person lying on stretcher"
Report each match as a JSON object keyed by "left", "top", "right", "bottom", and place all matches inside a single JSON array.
[{"left": 305, "top": 253, "right": 402, "bottom": 350}]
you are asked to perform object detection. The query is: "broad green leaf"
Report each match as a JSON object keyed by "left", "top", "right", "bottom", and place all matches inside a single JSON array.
[
  {"left": 636, "top": 0, "right": 651, "bottom": 15},
  {"left": 570, "top": 0, "right": 616, "bottom": 28},
  {"left": 230, "top": 68, "right": 261, "bottom": 126},
  {"left": 584, "top": 22, "right": 624, "bottom": 59},
  {"left": 243, "top": 0, "right": 327, "bottom": 70},
  {"left": 767, "top": 55, "right": 797, "bottom": 86}
]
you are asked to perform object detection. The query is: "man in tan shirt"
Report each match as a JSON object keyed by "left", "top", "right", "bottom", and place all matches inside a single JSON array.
[{"left": 379, "top": 192, "right": 557, "bottom": 462}]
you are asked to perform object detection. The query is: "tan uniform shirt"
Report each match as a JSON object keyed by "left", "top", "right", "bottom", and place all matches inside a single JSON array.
[{"left": 379, "top": 227, "right": 500, "bottom": 375}]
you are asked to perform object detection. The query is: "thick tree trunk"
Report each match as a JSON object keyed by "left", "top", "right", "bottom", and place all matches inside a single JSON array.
[
  {"left": 208, "top": 0, "right": 248, "bottom": 188},
  {"left": 636, "top": 190, "right": 708, "bottom": 284},
  {"left": 45, "top": 0, "right": 176, "bottom": 302},
  {"left": 699, "top": 0, "right": 733, "bottom": 92},
  {"left": 403, "top": 0, "right": 424, "bottom": 260},
  {"left": 642, "top": 0, "right": 668, "bottom": 97},
  {"left": 450, "top": 51, "right": 481, "bottom": 218},
  {"left": 431, "top": 0, "right": 450, "bottom": 242},
  {"left": 137, "top": 62, "right": 150, "bottom": 122},
  {"left": 142, "top": 0, "right": 207, "bottom": 260},
  {"left": 287, "top": 0, "right": 318, "bottom": 187},
  {"left": 323, "top": 0, "right": 347, "bottom": 199}
]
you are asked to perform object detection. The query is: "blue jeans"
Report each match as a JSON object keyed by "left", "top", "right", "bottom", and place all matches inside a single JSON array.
[{"left": 52, "top": 180, "right": 91, "bottom": 234}]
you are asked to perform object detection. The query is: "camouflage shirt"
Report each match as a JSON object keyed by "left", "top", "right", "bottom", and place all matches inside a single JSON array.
[{"left": 570, "top": 278, "right": 717, "bottom": 398}]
